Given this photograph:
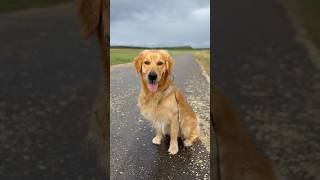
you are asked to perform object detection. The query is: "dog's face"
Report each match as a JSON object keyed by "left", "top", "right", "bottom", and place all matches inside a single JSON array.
[{"left": 134, "top": 50, "right": 173, "bottom": 92}]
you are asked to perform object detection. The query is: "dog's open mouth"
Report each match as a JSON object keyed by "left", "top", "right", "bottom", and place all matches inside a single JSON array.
[{"left": 147, "top": 82, "right": 158, "bottom": 92}]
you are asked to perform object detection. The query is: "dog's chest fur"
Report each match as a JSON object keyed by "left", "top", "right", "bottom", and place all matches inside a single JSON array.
[{"left": 137, "top": 89, "right": 178, "bottom": 125}]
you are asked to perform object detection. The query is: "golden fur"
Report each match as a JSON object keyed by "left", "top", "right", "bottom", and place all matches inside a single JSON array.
[{"left": 133, "top": 50, "right": 200, "bottom": 155}]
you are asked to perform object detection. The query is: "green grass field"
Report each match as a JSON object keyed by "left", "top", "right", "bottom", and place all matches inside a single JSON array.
[
  {"left": 110, "top": 48, "right": 144, "bottom": 65},
  {"left": 0, "top": 0, "right": 72, "bottom": 13},
  {"left": 110, "top": 48, "right": 210, "bottom": 74}
]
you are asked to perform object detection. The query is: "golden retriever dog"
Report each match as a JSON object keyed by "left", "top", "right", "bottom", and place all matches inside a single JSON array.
[{"left": 133, "top": 50, "right": 200, "bottom": 155}]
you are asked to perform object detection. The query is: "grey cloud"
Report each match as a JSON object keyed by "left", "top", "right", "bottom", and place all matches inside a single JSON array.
[{"left": 111, "top": 0, "right": 210, "bottom": 48}]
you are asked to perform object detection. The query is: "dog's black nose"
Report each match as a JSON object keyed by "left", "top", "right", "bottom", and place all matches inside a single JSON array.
[{"left": 148, "top": 71, "right": 157, "bottom": 81}]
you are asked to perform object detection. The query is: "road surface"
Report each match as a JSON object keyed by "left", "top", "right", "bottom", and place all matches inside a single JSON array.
[
  {"left": 0, "top": 4, "right": 212, "bottom": 180},
  {"left": 0, "top": 4, "right": 106, "bottom": 179},
  {"left": 110, "top": 55, "right": 211, "bottom": 180},
  {"left": 214, "top": 0, "right": 320, "bottom": 179}
]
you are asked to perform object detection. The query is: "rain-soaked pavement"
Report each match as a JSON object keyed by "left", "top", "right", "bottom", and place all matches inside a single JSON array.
[
  {"left": 0, "top": 4, "right": 106, "bottom": 179},
  {"left": 110, "top": 55, "right": 211, "bottom": 180}
]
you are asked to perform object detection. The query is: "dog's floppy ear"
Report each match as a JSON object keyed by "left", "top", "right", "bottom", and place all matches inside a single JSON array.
[
  {"left": 166, "top": 56, "right": 174, "bottom": 74},
  {"left": 133, "top": 52, "right": 144, "bottom": 73},
  {"left": 161, "top": 50, "right": 174, "bottom": 74}
]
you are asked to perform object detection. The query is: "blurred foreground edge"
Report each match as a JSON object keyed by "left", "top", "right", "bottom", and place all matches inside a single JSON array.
[
  {"left": 77, "top": 0, "right": 110, "bottom": 176},
  {"left": 212, "top": 87, "right": 283, "bottom": 180}
]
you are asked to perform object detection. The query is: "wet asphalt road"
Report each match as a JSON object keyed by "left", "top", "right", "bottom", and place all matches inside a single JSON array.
[
  {"left": 110, "top": 55, "right": 211, "bottom": 180},
  {"left": 2, "top": 0, "right": 319, "bottom": 179},
  {"left": 0, "top": 4, "right": 106, "bottom": 179},
  {"left": 214, "top": 0, "right": 320, "bottom": 179}
]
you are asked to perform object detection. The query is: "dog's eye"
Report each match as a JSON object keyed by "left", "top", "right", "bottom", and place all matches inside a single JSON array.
[
  {"left": 144, "top": 61, "right": 150, "bottom": 65},
  {"left": 157, "top": 62, "right": 163, "bottom": 65}
]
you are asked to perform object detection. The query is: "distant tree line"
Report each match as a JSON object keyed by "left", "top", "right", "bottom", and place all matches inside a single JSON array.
[{"left": 110, "top": 45, "right": 208, "bottom": 50}]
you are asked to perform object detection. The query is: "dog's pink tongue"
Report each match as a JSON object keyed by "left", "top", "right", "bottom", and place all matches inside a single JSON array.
[{"left": 147, "top": 83, "right": 158, "bottom": 92}]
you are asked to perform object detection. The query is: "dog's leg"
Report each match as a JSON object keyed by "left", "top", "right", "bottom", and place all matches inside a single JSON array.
[
  {"left": 181, "top": 117, "right": 200, "bottom": 147},
  {"left": 168, "top": 120, "right": 179, "bottom": 155},
  {"left": 152, "top": 129, "right": 162, "bottom": 145}
]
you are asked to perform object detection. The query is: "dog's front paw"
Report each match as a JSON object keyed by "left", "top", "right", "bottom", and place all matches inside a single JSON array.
[
  {"left": 183, "top": 139, "right": 193, "bottom": 147},
  {"left": 168, "top": 144, "right": 178, "bottom": 155},
  {"left": 152, "top": 136, "right": 161, "bottom": 145}
]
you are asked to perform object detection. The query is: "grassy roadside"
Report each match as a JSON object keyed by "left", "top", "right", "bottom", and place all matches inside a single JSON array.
[
  {"left": 278, "top": 0, "right": 320, "bottom": 47},
  {"left": 0, "top": 0, "right": 73, "bottom": 13},
  {"left": 192, "top": 50, "right": 210, "bottom": 75}
]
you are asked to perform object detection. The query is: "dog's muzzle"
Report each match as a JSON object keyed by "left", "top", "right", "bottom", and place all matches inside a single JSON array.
[{"left": 148, "top": 71, "right": 157, "bottom": 83}]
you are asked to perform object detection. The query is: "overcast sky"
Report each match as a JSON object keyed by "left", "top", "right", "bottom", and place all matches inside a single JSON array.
[{"left": 110, "top": 0, "right": 210, "bottom": 48}]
